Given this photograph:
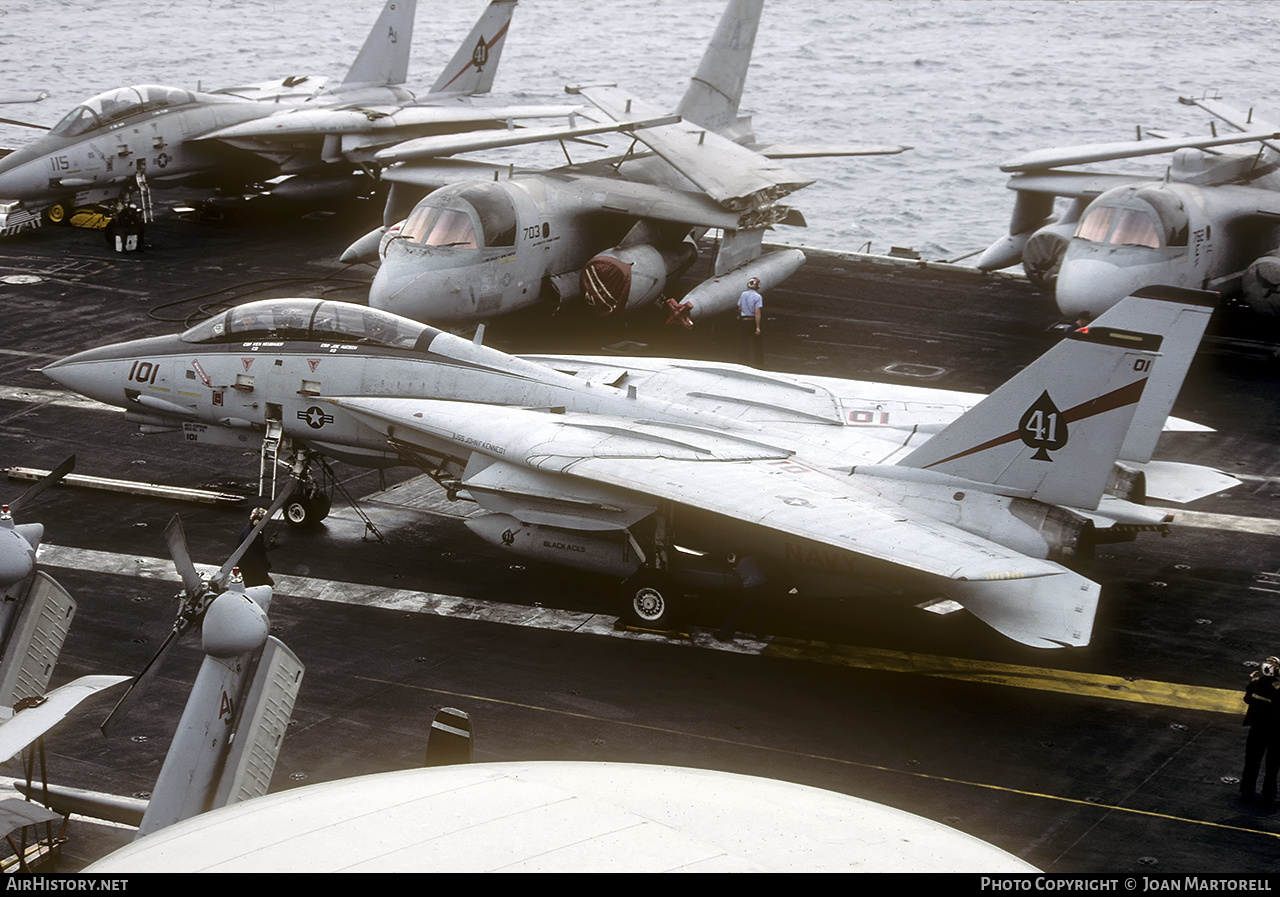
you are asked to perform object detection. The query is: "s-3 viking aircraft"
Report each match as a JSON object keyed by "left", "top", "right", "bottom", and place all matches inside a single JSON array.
[
  {"left": 978, "top": 95, "right": 1280, "bottom": 321},
  {"left": 43, "top": 287, "right": 1237, "bottom": 650},
  {"left": 342, "top": 0, "right": 908, "bottom": 328},
  {"left": 0, "top": 1, "right": 570, "bottom": 235}
]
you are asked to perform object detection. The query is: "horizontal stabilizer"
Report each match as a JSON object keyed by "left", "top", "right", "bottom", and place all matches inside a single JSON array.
[
  {"left": 1123, "top": 460, "right": 1241, "bottom": 504},
  {"left": 0, "top": 675, "right": 128, "bottom": 763},
  {"left": 927, "top": 567, "right": 1099, "bottom": 649},
  {"left": 14, "top": 781, "right": 147, "bottom": 828}
]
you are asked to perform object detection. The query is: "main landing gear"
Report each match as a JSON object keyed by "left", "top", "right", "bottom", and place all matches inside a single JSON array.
[
  {"left": 617, "top": 510, "right": 686, "bottom": 630},
  {"left": 621, "top": 569, "right": 682, "bottom": 629},
  {"left": 283, "top": 483, "right": 332, "bottom": 530},
  {"left": 258, "top": 428, "right": 384, "bottom": 540}
]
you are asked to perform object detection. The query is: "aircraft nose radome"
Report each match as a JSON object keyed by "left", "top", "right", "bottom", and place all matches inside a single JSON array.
[
  {"left": 1054, "top": 258, "right": 1150, "bottom": 319},
  {"left": 369, "top": 261, "right": 455, "bottom": 323},
  {"left": 42, "top": 357, "right": 105, "bottom": 402}
]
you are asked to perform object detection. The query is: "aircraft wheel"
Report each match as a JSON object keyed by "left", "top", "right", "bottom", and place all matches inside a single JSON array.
[
  {"left": 45, "top": 199, "right": 72, "bottom": 226},
  {"left": 311, "top": 493, "right": 332, "bottom": 521},
  {"left": 284, "top": 495, "right": 321, "bottom": 529},
  {"left": 622, "top": 571, "right": 680, "bottom": 629}
]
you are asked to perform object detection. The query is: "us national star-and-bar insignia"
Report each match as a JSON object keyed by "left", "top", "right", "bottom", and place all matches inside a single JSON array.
[{"left": 298, "top": 406, "right": 334, "bottom": 429}]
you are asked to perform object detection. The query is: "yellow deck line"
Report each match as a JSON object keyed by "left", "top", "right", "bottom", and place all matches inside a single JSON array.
[{"left": 765, "top": 639, "right": 1242, "bottom": 713}]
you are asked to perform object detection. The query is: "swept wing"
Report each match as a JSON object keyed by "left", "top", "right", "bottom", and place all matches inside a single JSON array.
[{"left": 324, "top": 397, "right": 1098, "bottom": 648}]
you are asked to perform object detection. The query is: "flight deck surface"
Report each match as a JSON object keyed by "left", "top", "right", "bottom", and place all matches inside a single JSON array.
[{"left": 0, "top": 206, "right": 1277, "bottom": 872}]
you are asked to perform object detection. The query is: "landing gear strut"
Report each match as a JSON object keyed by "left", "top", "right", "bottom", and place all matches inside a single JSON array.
[{"left": 619, "top": 508, "right": 683, "bottom": 629}]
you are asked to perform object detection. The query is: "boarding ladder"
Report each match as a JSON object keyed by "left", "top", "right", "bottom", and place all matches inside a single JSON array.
[{"left": 259, "top": 420, "right": 284, "bottom": 499}]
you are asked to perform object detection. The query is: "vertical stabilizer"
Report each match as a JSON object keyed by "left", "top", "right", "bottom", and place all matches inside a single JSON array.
[
  {"left": 899, "top": 327, "right": 1160, "bottom": 509},
  {"left": 340, "top": 0, "right": 418, "bottom": 88},
  {"left": 1088, "top": 286, "right": 1216, "bottom": 463},
  {"left": 429, "top": 0, "right": 517, "bottom": 96},
  {"left": 213, "top": 638, "right": 305, "bottom": 808},
  {"left": 677, "top": 0, "right": 764, "bottom": 134},
  {"left": 0, "top": 573, "right": 75, "bottom": 709}
]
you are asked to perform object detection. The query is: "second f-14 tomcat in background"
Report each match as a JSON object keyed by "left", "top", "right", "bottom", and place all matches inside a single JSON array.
[
  {"left": 978, "top": 95, "right": 1280, "bottom": 321},
  {"left": 0, "top": 1, "right": 570, "bottom": 235},
  {"left": 43, "top": 286, "right": 1237, "bottom": 650},
  {"left": 344, "top": 0, "right": 908, "bottom": 328}
]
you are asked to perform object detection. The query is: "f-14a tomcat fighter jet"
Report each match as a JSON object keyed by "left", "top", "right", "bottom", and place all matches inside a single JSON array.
[
  {"left": 0, "top": 1, "right": 568, "bottom": 235},
  {"left": 344, "top": 0, "right": 908, "bottom": 328},
  {"left": 44, "top": 287, "right": 1237, "bottom": 650},
  {"left": 978, "top": 96, "right": 1280, "bottom": 321}
]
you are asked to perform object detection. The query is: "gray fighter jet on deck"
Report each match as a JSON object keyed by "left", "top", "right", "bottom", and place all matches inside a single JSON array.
[
  {"left": 343, "top": 0, "right": 908, "bottom": 328},
  {"left": 43, "top": 288, "right": 1237, "bottom": 650},
  {"left": 0, "top": 1, "right": 568, "bottom": 235},
  {"left": 979, "top": 96, "right": 1280, "bottom": 320}
]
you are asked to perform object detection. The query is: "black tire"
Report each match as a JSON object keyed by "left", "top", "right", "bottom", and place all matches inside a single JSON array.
[
  {"left": 310, "top": 493, "right": 332, "bottom": 521},
  {"left": 621, "top": 571, "right": 681, "bottom": 628},
  {"left": 284, "top": 495, "right": 319, "bottom": 529}
]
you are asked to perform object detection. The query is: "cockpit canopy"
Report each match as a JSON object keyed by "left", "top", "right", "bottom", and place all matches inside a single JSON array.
[
  {"left": 180, "top": 299, "right": 442, "bottom": 351},
  {"left": 397, "top": 181, "right": 517, "bottom": 250},
  {"left": 1073, "top": 187, "right": 1190, "bottom": 250},
  {"left": 50, "top": 85, "right": 203, "bottom": 139}
]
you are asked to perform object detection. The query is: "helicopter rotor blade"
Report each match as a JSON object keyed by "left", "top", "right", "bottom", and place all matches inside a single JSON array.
[{"left": 7, "top": 455, "right": 75, "bottom": 517}]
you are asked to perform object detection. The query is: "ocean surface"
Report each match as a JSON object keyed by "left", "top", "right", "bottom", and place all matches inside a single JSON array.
[{"left": 1, "top": 0, "right": 1277, "bottom": 261}]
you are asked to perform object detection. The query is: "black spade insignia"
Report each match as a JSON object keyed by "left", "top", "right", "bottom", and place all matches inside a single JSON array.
[
  {"left": 472, "top": 38, "right": 489, "bottom": 70},
  {"left": 1019, "top": 390, "right": 1068, "bottom": 461}
]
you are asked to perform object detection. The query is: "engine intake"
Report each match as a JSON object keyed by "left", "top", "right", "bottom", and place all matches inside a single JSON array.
[{"left": 580, "top": 243, "right": 697, "bottom": 316}]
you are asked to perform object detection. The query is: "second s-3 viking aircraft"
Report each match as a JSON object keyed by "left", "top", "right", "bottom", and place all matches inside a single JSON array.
[
  {"left": 0, "top": 1, "right": 568, "bottom": 234},
  {"left": 977, "top": 95, "right": 1280, "bottom": 321},
  {"left": 43, "top": 287, "right": 1237, "bottom": 650},
  {"left": 343, "top": 0, "right": 908, "bottom": 328}
]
